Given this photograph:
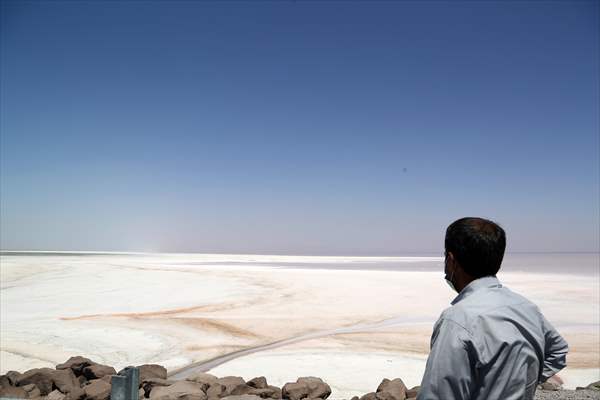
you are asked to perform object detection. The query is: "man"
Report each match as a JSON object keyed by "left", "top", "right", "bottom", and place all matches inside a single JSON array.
[{"left": 417, "top": 217, "right": 569, "bottom": 400}]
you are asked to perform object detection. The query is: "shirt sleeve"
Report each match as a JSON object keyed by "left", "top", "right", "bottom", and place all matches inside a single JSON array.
[
  {"left": 417, "top": 317, "right": 477, "bottom": 400},
  {"left": 539, "top": 314, "right": 569, "bottom": 382}
]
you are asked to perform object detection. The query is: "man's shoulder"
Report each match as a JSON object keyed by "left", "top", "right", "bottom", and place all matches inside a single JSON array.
[{"left": 440, "top": 286, "right": 543, "bottom": 331}]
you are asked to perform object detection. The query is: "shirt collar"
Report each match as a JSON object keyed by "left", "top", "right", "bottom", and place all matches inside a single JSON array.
[{"left": 451, "top": 275, "right": 502, "bottom": 305}]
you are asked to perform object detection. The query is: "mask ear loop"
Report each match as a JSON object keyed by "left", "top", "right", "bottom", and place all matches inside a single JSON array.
[
  {"left": 447, "top": 268, "right": 455, "bottom": 284},
  {"left": 445, "top": 252, "right": 457, "bottom": 292},
  {"left": 444, "top": 251, "right": 452, "bottom": 281}
]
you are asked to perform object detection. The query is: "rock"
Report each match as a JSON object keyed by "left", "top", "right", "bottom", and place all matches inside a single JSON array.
[
  {"left": 221, "top": 396, "right": 263, "bottom": 400},
  {"left": 7, "top": 371, "right": 22, "bottom": 386},
  {"left": 16, "top": 368, "right": 84, "bottom": 399},
  {"left": 206, "top": 383, "right": 227, "bottom": 400},
  {"left": 375, "top": 378, "right": 407, "bottom": 400},
  {"left": 47, "top": 389, "right": 67, "bottom": 400},
  {"left": 296, "top": 378, "right": 331, "bottom": 400},
  {"left": 247, "top": 388, "right": 279, "bottom": 399},
  {"left": 405, "top": 386, "right": 419, "bottom": 399},
  {"left": 266, "top": 386, "right": 282, "bottom": 400},
  {"left": 66, "top": 386, "right": 86, "bottom": 400},
  {"left": 539, "top": 375, "right": 563, "bottom": 391},
  {"left": 16, "top": 368, "right": 57, "bottom": 395},
  {"left": 217, "top": 377, "right": 247, "bottom": 396},
  {"left": 186, "top": 373, "right": 219, "bottom": 387},
  {"left": 247, "top": 378, "right": 268, "bottom": 390},
  {"left": 21, "top": 383, "right": 36, "bottom": 391},
  {"left": 56, "top": 357, "right": 95, "bottom": 377},
  {"left": 350, "top": 397, "right": 359, "bottom": 400},
  {"left": 0, "top": 386, "right": 28, "bottom": 398},
  {"left": 231, "top": 385, "right": 255, "bottom": 396},
  {"left": 282, "top": 383, "right": 310, "bottom": 400},
  {"left": 586, "top": 380, "right": 600, "bottom": 390},
  {"left": 149, "top": 381, "right": 207, "bottom": 400},
  {"left": 142, "top": 379, "right": 177, "bottom": 398},
  {"left": 0, "top": 375, "right": 12, "bottom": 388},
  {"left": 540, "top": 381, "right": 561, "bottom": 391},
  {"left": 84, "top": 379, "right": 112, "bottom": 400},
  {"left": 22, "top": 383, "right": 42, "bottom": 398},
  {"left": 82, "top": 364, "right": 116, "bottom": 380},
  {"left": 138, "top": 365, "right": 168, "bottom": 383},
  {"left": 51, "top": 369, "right": 84, "bottom": 400},
  {"left": 359, "top": 393, "right": 377, "bottom": 400}
]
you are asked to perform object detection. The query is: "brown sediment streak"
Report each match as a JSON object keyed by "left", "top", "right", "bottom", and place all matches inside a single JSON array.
[
  {"left": 58, "top": 303, "right": 262, "bottom": 339},
  {"left": 169, "top": 317, "right": 261, "bottom": 338},
  {"left": 59, "top": 302, "right": 240, "bottom": 321}
]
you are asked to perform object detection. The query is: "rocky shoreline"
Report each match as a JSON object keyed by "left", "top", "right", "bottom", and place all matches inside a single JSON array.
[{"left": 1, "top": 357, "right": 598, "bottom": 400}]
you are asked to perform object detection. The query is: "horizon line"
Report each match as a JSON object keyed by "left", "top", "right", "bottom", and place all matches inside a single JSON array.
[{"left": 1, "top": 249, "right": 599, "bottom": 257}]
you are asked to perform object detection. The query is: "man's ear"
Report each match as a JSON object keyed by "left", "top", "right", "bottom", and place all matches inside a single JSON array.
[
  {"left": 447, "top": 251, "right": 455, "bottom": 265},
  {"left": 447, "top": 252, "right": 460, "bottom": 274}
]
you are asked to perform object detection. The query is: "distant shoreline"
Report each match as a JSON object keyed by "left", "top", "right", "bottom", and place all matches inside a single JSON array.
[
  {"left": 1, "top": 250, "right": 599, "bottom": 256},
  {"left": 1, "top": 251, "right": 598, "bottom": 276}
]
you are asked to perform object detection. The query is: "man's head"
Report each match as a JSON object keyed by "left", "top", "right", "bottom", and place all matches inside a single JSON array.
[{"left": 444, "top": 217, "right": 506, "bottom": 292}]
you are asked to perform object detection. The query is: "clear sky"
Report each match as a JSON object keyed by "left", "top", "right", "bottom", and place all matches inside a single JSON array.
[{"left": 1, "top": 1, "right": 598, "bottom": 255}]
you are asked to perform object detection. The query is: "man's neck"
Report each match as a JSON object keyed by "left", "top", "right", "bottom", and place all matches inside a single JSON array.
[{"left": 456, "top": 275, "right": 476, "bottom": 293}]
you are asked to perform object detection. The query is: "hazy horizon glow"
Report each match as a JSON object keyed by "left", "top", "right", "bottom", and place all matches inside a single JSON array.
[{"left": 1, "top": 1, "right": 598, "bottom": 254}]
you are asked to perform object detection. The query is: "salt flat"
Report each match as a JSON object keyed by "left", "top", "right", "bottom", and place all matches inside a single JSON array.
[{"left": 0, "top": 252, "right": 598, "bottom": 398}]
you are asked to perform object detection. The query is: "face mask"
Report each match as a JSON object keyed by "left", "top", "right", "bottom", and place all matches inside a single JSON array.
[
  {"left": 445, "top": 269, "right": 458, "bottom": 293},
  {"left": 444, "top": 254, "right": 458, "bottom": 293}
]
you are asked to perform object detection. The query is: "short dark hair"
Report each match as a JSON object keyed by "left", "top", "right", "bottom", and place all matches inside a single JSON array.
[{"left": 445, "top": 217, "right": 506, "bottom": 278}]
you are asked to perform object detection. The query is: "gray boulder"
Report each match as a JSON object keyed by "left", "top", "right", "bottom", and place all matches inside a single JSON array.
[{"left": 149, "top": 381, "right": 207, "bottom": 400}]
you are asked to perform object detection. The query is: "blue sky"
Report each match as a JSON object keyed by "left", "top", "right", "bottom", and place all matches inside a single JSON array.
[{"left": 1, "top": 1, "right": 598, "bottom": 254}]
